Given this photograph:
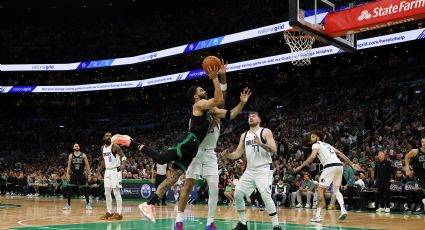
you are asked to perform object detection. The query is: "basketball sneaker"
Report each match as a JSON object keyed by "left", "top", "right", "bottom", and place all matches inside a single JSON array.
[
  {"left": 310, "top": 216, "right": 322, "bottom": 222},
  {"left": 327, "top": 204, "right": 336, "bottom": 210},
  {"left": 384, "top": 208, "right": 390, "bottom": 213},
  {"left": 273, "top": 225, "right": 282, "bottom": 230},
  {"left": 63, "top": 204, "right": 71, "bottom": 210},
  {"left": 174, "top": 222, "right": 183, "bottom": 230},
  {"left": 376, "top": 208, "right": 384, "bottom": 212},
  {"left": 232, "top": 221, "right": 248, "bottom": 230},
  {"left": 205, "top": 223, "right": 218, "bottom": 230},
  {"left": 109, "top": 213, "right": 123, "bottom": 220},
  {"left": 86, "top": 204, "right": 93, "bottom": 210},
  {"left": 139, "top": 202, "right": 156, "bottom": 223},
  {"left": 111, "top": 134, "right": 139, "bottom": 150},
  {"left": 100, "top": 212, "right": 113, "bottom": 220},
  {"left": 338, "top": 210, "right": 348, "bottom": 220}
]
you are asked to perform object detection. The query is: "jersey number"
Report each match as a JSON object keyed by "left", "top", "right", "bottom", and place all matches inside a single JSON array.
[
  {"left": 75, "top": 164, "right": 80, "bottom": 170},
  {"left": 253, "top": 145, "right": 260, "bottom": 153},
  {"left": 327, "top": 146, "right": 335, "bottom": 154}
]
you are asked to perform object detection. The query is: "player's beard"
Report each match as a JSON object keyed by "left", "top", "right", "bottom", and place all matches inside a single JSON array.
[
  {"left": 200, "top": 94, "right": 208, "bottom": 99},
  {"left": 104, "top": 139, "right": 111, "bottom": 145},
  {"left": 249, "top": 122, "right": 259, "bottom": 127}
]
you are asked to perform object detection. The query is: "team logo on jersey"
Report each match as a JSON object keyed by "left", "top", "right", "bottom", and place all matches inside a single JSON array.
[{"left": 140, "top": 184, "right": 152, "bottom": 199}]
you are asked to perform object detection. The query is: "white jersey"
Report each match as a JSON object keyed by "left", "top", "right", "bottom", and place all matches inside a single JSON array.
[
  {"left": 244, "top": 127, "right": 272, "bottom": 169},
  {"left": 312, "top": 141, "right": 341, "bottom": 166},
  {"left": 102, "top": 144, "right": 121, "bottom": 169},
  {"left": 198, "top": 124, "right": 220, "bottom": 150}
]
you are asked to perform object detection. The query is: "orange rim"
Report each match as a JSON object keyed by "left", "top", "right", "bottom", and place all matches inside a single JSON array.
[{"left": 283, "top": 29, "right": 314, "bottom": 39}]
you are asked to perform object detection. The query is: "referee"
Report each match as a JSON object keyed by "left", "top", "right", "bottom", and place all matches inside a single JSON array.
[{"left": 152, "top": 163, "right": 168, "bottom": 206}]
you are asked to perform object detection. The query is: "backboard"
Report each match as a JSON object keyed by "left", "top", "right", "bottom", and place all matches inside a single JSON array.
[{"left": 288, "top": 0, "right": 357, "bottom": 52}]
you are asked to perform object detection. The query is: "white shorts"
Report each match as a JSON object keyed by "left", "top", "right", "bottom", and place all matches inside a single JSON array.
[
  {"left": 104, "top": 168, "right": 122, "bottom": 189},
  {"left": 319, "top": 165, "right": 343, "bottom": 188},
  {"left": 235, "top": 165, "right": 273, "bottom": 195},
  {"left": 186, "top": 149, "right": 219, "bottom": 182}
]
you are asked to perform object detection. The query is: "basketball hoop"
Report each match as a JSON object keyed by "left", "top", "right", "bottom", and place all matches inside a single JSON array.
[{"left": 283, "top": 29, "right": 315, "bottom": 66}]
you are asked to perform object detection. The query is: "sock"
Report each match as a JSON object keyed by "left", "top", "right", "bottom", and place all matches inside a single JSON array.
[
  {"left": 67, "top": 187, "right": 73, "bottom": 206},
  {"left": 113, "top": 188, "right": 123, "bottom": 215},
  {"left": 238, "top": 210, "right": 246, "bottom": 225},
  {"left": 334, "top": 188, "right": 346, "bottom": 212},
  {"left": 148, "top": 193, "right": 160, "bottom": 205},
  {"left": 84, "top": 187, "right": 90, "bottom": 204},
  {"left": 316, "top": 207, "right": 322, "bottom": 218},
  {"left": 105, "top": 187, "right": 113, "bottom": 214},
  {"left": 205, "top": 176, "right": 219, "bottom": 226},
  {"left": 207, "top": 217, "right": 214, "bottom": 226},
  {"left": 261, "top": 191, "right": 279, "bottom": 226},
  {"left": 176, "top": 211, "right": 184, "bottom": 223},
  {"left": 234, "top": 190, "right": 246, "bottom": 224},
  {"left": 270, "top": 213, "right": 278, "bottom": 227}
]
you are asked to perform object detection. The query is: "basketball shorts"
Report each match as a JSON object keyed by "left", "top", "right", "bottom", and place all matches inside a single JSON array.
[
  {"left": 170, "top": 132, "right": 200, "bottom": 172},
  {"left": 69, "top": 174, "right": 87, "bottom": 187},
  {"left": 104, "top": 168, "right": 122, "bottom": 189},
  {"left": 186, "top": 149, "right": 219, "bottom": 182},
  {"left": 319, "top": 164, "right": 343, "bottom": 188},
  {"left": 235, "top": 165, "right": 274, "bottom": 195}
]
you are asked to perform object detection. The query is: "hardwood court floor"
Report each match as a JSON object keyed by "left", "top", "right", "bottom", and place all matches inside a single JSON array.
[{"left": 0, "top": 196, "right": 424, "bottom": 229}]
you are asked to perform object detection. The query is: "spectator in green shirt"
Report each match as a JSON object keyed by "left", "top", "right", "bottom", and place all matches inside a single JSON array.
[
  {"left": 295, "top": 173, "right": 316, "bottom": 208},
  {"left": 341, "top": 164, "right": 356, "bottom": 210}
]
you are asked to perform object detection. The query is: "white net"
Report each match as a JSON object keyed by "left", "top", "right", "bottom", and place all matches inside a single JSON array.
[{"left": 283, "top": 29, "right": 315, "bottom": 66}]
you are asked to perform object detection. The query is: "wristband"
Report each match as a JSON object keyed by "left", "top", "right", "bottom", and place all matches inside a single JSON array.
[
  {"left": 220, "top": 83, "right": 227, "bottom": 91},
  {"left": 122, "top": 156, "right": 127, "bottom": 161}
]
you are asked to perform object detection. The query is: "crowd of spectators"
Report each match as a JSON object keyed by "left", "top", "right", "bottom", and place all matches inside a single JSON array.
[{"left": 1, "top": 39, "right": 425, "bottom": 213}]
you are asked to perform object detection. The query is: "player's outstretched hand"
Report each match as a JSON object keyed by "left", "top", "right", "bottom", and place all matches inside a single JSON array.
[
  {"left": 221, "top": 149, "right": 230, "bottom": 159},
  {"left": 293, "top": 166, "right": 302, "bottom": 173},
  {"left": 206, "top": 66, "right": 219, "bottom": 80},
  {"left": 218, "top": 59, "right": 228, "bottom": 76},
  {"left": 240, "top": 87, "right": 252, "bottom": 104}
]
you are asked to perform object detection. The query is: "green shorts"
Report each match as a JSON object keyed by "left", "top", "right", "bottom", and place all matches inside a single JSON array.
[{"left": 169, "top": 132, "right": 200, "bottom": 172}]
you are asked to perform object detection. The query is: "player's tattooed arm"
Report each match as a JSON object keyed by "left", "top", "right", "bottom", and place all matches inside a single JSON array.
[
  {"left": 66, "top": 154, "right": 72, "bottom": 180},
  {"left": 405, "top": 149, "right": 417, "bottom": 178},
  {"left": 334, "top": 147, "right": 361, "bottom": 171},
  {"left": 83, "top": 154, "right": 91, "bottom": 182},
  {"left": 294, "top": 149, "right": 318, "bottom": 172},
  {"left": 113, "top": 144, "right": 127, "bottom": 169},
  {"left": 218, "top": 59, "right": 228, "bottom": 109},
  {"left": 97, "top": 147, "right": 105, "bottom": 178},
  {"left": 155, "top": 168, "right": 184, "bottom": 197},
  {"left": 212, "top": 88, "right": 252, "bottom": 120}
]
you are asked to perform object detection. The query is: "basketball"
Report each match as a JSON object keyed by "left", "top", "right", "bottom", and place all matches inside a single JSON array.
[{"left": 202, "top": 56, "right": 221, "bottom": 75}]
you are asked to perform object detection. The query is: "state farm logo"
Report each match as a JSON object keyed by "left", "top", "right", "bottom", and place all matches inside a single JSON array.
[{"left": 358, "top": 10, "right": 372, "bottom": 21}]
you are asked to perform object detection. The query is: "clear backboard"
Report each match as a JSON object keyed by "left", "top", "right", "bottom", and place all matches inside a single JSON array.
[{"left": 288, "top": 0, "right": 357, "bottom": 52}]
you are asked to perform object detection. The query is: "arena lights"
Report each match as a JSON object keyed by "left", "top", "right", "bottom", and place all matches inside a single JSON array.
[
  {"left": 0, "top": 13, "right": 327, "bottom": 72},
  {"left": 0, "top": 28, "right": 424, "bottom": 93}
]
